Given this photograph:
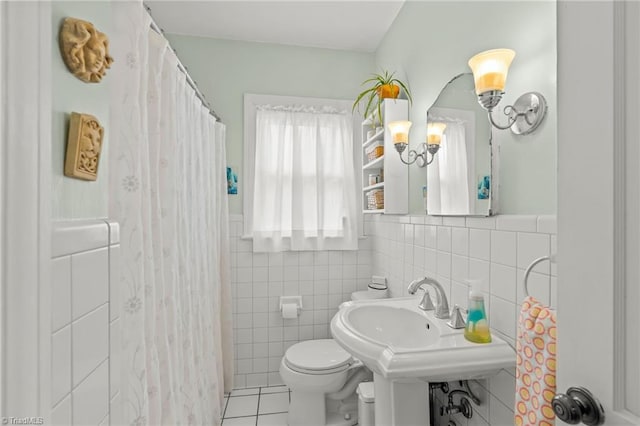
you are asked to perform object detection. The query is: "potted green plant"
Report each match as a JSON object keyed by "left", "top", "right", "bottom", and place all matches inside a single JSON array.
[{"left": 352, "top": 70, "right": 413, "bottom": 124}]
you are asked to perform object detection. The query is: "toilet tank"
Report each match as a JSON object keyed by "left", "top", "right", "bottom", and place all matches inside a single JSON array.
[{"left": 351, "top": 287, "right": 388, "bottom": 301}]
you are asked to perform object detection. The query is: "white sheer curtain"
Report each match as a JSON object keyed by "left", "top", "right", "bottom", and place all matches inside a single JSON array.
[
  {"left": 251, "top": 106, "right": 358, "bottom": 252},
  {"left": 110, "top": 3, "right": 233, "bottom": 425},
  {"left": 427, "top": 121, "right": 471, "bottom": 214}
]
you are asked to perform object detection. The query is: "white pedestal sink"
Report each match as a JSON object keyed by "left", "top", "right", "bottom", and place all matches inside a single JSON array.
[{"left": 330, "top": 297, "right": 515, "bottom": 425}]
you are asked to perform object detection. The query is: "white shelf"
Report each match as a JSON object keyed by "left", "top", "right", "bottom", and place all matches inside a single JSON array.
[
  {"left": 362, "top": 130, "right": 384, "bottom": 149},
  {"left": 362, "top": 112, "right": 380, "bottom": 126},
  {"left": 363, "top": 156, "right": 384, "bottom": 170},
  {"left": 363, "top": 182, "right": 384, "bottom": 192},
  {"left": 360, "top": 99, "right": 408, "bottom": 215}
]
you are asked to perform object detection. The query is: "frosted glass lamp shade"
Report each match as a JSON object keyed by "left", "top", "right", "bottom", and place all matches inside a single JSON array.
[
  {"left": 468, "top": 49, "right": 516, "bottom": 95},
  {"left": 427, "top": 122, "right": 447, "bottom": 145},
  {"left": 388, "top": 120, "right": 412, "bottom": 145}
]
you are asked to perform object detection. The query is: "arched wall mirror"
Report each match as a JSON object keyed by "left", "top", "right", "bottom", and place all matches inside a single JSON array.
[{"left": 425, "top": 73, "right": 494, "bottom": 216}]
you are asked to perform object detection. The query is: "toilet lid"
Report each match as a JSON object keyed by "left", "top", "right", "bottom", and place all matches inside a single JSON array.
[{"left": 285, "top": 339, "right": 353, "bottom": 373}]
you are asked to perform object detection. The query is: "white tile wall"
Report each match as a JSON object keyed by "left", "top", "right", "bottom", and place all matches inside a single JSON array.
[
  {"left": 110, "top": 319, "right": 121, "bottom": 399},
  {"left": 51, "top": 220, "right": 121, "bottom": 425},
  {"left": 73, "top": 360, "right": 109, "bottom": 425},
  {"left": 71, "top": 247, "right": 109, "bottom": 319},
  {"left": 229, "top": 215, "right": 373, "bottom": 388},
  {"left": 366, "top": 214, "right": 557, "bottom": 425},
  {"left": 72, "top": 304, "right": 109, "bottom": 387},
  {"left": 51, "top": 257, "right": 72, "bottom": 332},
  {"left": 495, "top": 215, "right": 538, "bottom": 232},
  {"left": 51, "top": 395, "right": 72, "bottom": 426},
  {"left": 51, "top": 326, "right": 72, "bottom": 405},
  {"left": 490, "top": 231, "right": 517, "bottom": 267},
  {"left": 229, "top": 213, "right": 556, "bottom": 424}
]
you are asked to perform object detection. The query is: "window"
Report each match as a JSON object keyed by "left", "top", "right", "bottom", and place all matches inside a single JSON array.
[{"left": 243, "top": 94, "right": 358, "bottom": 252}]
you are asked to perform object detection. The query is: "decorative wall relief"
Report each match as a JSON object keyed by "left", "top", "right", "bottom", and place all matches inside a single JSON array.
[
  {"left": 64, "top": 112, "right": 104, "bottom": 181},
  {"left": 59, "top": 17, "right": 113, "bottom": 83}
]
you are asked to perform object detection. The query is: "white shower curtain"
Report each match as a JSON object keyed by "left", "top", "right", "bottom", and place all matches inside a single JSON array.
[{"left": 110, "top": 2, "right": 233, "bottom": 425}]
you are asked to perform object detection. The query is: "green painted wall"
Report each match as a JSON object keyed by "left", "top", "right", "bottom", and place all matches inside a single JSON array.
[
  {"left": 52, "top": 1, "right": 112, "bottom": 219},
  {"left": 166, "top": 35, "right": 375, "bottom": 214},
  {"left": 47, "top": 1, "right": 556, "bottom": 219},
  {"left": 168, "top": 1, "right": 556, "bottom": 216},
  {"left": 376, "top": 1, "right": 557, "bottom": 214}
]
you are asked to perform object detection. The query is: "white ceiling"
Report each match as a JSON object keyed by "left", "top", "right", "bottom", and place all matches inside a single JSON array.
[{"left": 144, "top": 1, "right": 405, "bottom": 52}]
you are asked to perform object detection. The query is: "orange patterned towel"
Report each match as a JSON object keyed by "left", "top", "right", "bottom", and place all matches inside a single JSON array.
[{"left": 515, "top": 296, "right": 557, "bottom": 426}]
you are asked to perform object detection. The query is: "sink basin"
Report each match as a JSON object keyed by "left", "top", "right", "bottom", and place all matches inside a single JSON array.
[
  {"left": 330, "top": 297, "right": 515, "bottom": 381},
  {"left": 346, "top": 305, "right": 439, "bottom": 349}
]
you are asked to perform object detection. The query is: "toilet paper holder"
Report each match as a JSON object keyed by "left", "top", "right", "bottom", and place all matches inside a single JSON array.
[{"left": 279, "top": 296, "right": 303, "bottom": 315}]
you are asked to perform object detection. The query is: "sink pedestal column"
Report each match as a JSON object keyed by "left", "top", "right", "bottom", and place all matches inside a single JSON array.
[{"left": 373, "top": 373, "right": 430, "bottom": 425}]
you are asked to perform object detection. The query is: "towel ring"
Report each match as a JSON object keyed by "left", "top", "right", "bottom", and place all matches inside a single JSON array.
[{"left": 523, "top": 255, "right": 555, "bottom": 297}]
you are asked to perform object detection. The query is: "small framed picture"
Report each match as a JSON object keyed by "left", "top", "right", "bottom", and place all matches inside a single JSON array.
[{"left": 477, "top": 175, "right": 490, "bottom": 200}]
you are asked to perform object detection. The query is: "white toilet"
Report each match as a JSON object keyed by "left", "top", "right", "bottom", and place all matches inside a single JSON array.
[{"left": 279, "top": 285, "right": 387, "bottom": 426}]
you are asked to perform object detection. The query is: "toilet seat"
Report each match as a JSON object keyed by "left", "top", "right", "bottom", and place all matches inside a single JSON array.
[{"left": 284, "top": 339, "right": 353, "bottom": 375}]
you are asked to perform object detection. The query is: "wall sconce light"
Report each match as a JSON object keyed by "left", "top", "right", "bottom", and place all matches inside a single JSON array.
[
  {"left": 468, "top": 48, "right": 547, "bottom": 135},
  {"left": 390, "top": 120, "right": 445, "bottom": 167}
]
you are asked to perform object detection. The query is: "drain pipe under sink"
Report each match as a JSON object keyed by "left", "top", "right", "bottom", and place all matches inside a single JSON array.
[{"left": 327, "top": 366, "right": 372, "bottom": 401}]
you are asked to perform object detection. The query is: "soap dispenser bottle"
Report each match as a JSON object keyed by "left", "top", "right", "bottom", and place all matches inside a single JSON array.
[{"left": 464, "top": 280, "right": 492, "bottom": 343}]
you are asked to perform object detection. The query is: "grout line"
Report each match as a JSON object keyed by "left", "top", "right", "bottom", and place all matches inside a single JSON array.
[
  {"left": 256, "top": 386, "right": 262, "bottom": 418},
  {"left": 69, "top": 260, "right": 75, "bottom": 408},
  {"left": 229, "top": 386, "right": 261, "bottom": 394},
  {"left": 221, "top": 395, "right": 230, "bottom": 420},
  {"left": 223, "top": 415, "right": 258, "bottom": 419},
  {"left": 51, "top": 243, "right": 110, "bottom": 259},
  {"left": 107, "top": 246, "right": 112, "bottom": 418},
  {"left": 491, "top": 391, "right": 516, "bottom": 414},
  {"left": 228, "top": 391, "right": 261, "bottom": 398},
  {"left": 221, "top": 414, "right": 259, "bottom": 424},
  {"left": 70, "top": 301, "right": 109, "bottom": 326},
  {"left": 72, "top": 356, "right": 109, "bottom": 392},
  {"left": 51, "top": 392, "right": 70, "bottom": 411}
]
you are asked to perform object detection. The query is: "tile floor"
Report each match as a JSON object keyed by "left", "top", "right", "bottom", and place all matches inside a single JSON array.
[{"left": 222, "top": 385, "right": 290, "bottom": 425}]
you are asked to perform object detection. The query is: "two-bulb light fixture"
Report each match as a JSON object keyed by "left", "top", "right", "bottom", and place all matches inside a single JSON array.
[
  {"left": 389, "top": 120, "right": 447, "bottom": 167},
  {"left": 467, "top": 48, "right": 547, "bottom": 134},
  {"left": 389, "top": 48, "right": 545, "bottom": 167}
]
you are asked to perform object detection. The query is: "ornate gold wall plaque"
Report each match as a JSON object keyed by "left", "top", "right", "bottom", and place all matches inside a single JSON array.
[
  {"left": 64, "top": 112, "right": 104, "bottom": 181},
  {"left": 59, "top": 17, "right": 113, "bottom": 83}
]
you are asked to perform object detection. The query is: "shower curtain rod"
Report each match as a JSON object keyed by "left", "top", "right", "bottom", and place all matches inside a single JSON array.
[{"left": 145, "top": 4, "right": 222, "bottom": 122}]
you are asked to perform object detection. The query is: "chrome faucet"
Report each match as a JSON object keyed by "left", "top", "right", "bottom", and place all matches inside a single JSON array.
[{"left": 407, "top": 277, "right": 450, "bottom": 319}]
